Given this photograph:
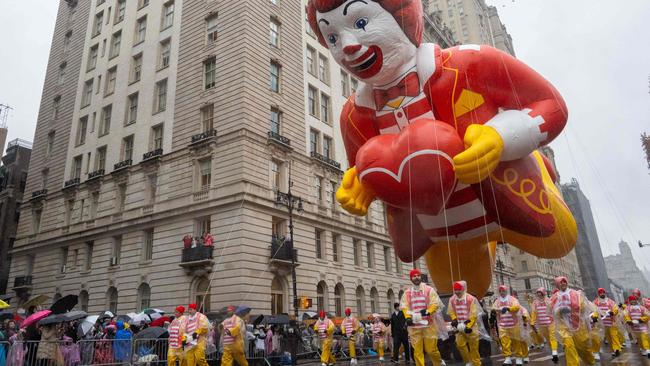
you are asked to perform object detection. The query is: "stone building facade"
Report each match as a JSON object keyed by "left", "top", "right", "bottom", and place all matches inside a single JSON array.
[{"left": 605, "top": 240, "right": 650, "bottom": 297}]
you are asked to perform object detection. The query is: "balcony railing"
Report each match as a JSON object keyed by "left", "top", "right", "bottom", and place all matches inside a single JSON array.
[
  {"left": 113, "top": 159, "right": 132, "bottom": 171},
  {"left": 88, "top": 169, "right": 105, "bottom": 180},
  {"left": 191, "top": 129, "right": 217, "bottom": 144},
  {"left": 64, "top": 178, "right": 80, "bottom": 188},
  {"left": 142, "top": 148, "right": 163, "bottom": 161},
  {"left": 31, "top": 189, "right": 48, "bottom": 199},
  {"left": 270, "top": 236, "right": 298, "bottom": 262},
  {"left": 267, "top": 131, "right": 291, "bottom": 147},
  {"left": 310, "top": 151, "right": 341, "bottom": 170},
  {"left": 181, "top": 246, "right": 214, "bottom": 263},
  {"left": 13, "top": 275, "right": 33, "bottom": 288}
]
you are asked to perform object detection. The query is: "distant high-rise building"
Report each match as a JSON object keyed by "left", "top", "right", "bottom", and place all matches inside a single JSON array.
[
  {"left": 561, "top": 179, "right": 611, "bottom": 299},
  {"left": 605, "top": 240, "right": 650, "bottom": 296}
]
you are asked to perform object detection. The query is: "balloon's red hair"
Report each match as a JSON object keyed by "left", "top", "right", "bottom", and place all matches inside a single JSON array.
[{"left": 306, "top": 0, "right": 423, "bottom": 48}]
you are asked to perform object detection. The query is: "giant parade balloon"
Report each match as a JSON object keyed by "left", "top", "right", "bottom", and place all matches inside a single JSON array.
[{"left": 307, "top": 0, "right": 577, "bottom": 296}]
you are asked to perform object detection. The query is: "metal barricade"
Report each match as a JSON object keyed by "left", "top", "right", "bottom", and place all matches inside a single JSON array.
[
  {"left": 131, "top": 338, "right": 167, "bottom": 365},
  {"left": 76, "top": 338, "right": 131, "bottom": 366}
]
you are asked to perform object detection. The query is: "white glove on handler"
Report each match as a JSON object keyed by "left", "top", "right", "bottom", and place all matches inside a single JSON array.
[
  {"left": 412, "top": 312, "right": 422, "bottom": 323},
  {"left": 632, "top": 320, "right": 640, "bottom": 325},
  {"left": 457, "top": 322, "right": 466, "bottom": 332}
]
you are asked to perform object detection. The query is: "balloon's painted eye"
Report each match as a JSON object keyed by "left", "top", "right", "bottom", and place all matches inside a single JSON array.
[
  {"left": 355, "top": 17, "right": 368, "bottom": 30},
  {"left": 328, "top": 34, "right": 338, "bottom": 45}
]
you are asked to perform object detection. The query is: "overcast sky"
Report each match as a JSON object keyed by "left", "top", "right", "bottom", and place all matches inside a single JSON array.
[{"left": 1, "top": 1, "right": 649, "bottom": 270}]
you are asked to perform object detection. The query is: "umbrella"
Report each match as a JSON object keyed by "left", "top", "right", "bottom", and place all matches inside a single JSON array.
[
  {"left": 129, "top": 312, "right": 150, "bottom": 325},
  {"left": 116, "top": 314, "right": 132, "bottom": 322},
  {"left": 0, "top": 310, "right": 14, "bottom": 321},
  {"left": 39, "top": 314, "right": 66, "bottom": 326},
  {"left": 21, "top": 309, "right": 52, "bottom": 328},
  {"left": 98, "top": 310, "right": 115, "bottom": 320},
  {"left": 78, "top": 315, "right": 99, "bottom": 337},
  {"left": 61, "top": 310, "right": 87, "bottom": 322},
  {"left": 264, "top": 314, "right": 290, "bottom": 325},
  {"left": 22, "top": 295, "right": 50, "bottom": 309},
  {"left": 302, "top": 311, "right": 318, "bottom": 321},
  {"left": 0, "top": 299, "right": 9, "bottom": 309},
  {"left": 150, "top": 316, "right": 171, "bottom": 327},
  {"left": 250, "top": 314, "right": 265, "bottom": 326},
  {"left": 235, "top": 306, "right": 251, "bottom": 317},
  {"left": 133, "top": 326, "right": 168, "bottom": 340},
  {"left": 143, "top": 308, "right": 165, "bottom": 320},
  {"left": 50, "top": 295, "right": 78, "bottom": 314},
  {"left": 0, "top": 294, "right": 12, "bottom": 301}
]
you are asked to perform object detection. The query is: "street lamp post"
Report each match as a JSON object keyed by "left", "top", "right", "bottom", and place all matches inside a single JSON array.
[
  {"left": 275, "top": 162, "right": 303, "bottom": 318},
  {"left": 639, "top": 241, "right": 650, "bottom": 248}
]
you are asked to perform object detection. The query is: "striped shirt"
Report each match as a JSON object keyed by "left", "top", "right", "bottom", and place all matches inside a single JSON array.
[
  {"left": 594, "top": 298, "right": 614, "bottom": 327},
  {"left": 221, "top": 316, "right": 239, "bottom": 345},
  {"left": 168, "top": 317, "right": 184, "bottom": 349},
  {"left": 628, "top": 306, "right": 648, "bottom": 332},
  {"left": 495, "top": 298, "right": 516, "bottom": 328},
  {"left": 534, "top": 300, "right": 552, "bottom": 326}
]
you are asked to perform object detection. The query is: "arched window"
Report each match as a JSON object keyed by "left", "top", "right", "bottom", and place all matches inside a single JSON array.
[
  {"left": 79, "top": 290, "right": 89, "bottom": 312},
  {"left": 370, "top": 287, "right": 379, "bottom": 314},
  {"left": 137, "top": 283, "right": 151, "bottom": 311},
  {"left": 106, "top": 287, "right": 118, "bottom": 314},
  {"left": 194, "top": 277, "right": 211, "bottom": 313},
  {"left": 398, "top": 290, "right": 404, "bottom": 303},
  {"left": 317, "top": 281, "right": 328, "bottom": 313},
  {"left": 387, "top": 289, "right": 395, "bottom": 313},
  {"left": 356, "top": 286, "right": 365, "bottom": 316},
  {"left": 271, "top": 276, "right": 286, "bottom": 315},
  {"left": 334, "top": 283, "right": 345, "bottom": 317}
]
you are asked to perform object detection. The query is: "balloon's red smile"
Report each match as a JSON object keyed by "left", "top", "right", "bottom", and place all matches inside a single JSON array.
[{"left": 344, "top": 45, "right": 383, "bottom": 79}]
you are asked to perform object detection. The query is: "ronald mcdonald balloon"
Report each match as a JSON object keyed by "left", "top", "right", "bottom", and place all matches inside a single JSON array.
[{"left": 307, "top": 0, "right": 577, "bottom": 296}]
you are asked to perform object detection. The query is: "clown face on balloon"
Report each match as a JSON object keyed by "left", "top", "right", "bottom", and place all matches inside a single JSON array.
[{"left": 307, "top": 0, "right": 577, "bottom": 296}]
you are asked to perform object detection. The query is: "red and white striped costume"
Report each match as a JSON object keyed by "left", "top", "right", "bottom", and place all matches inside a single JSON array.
[
  {"left": 494, "top": 296, "right": 518, "bottom": 329},
  {"left": 372, "top": 322, "right": 386, "bottom": 342},
  {"left": 593, "top": 298, "right": 616, "bottom": 327},
  {"left": 403, "top": 284, "right": 436, "bottom": 329},
  {"left": 168, "top": 316, "right": 186, "bottom": 349},
  {"left": 342, "top": 316, "right": 359, "bottom": 337},
  {"left": 221, "top": 315, "right": 241, "bottom": 345},
  {"left": 532, "top": 299, "right": 553, "bottom": 326},
  {"left": 316, "top": 318, "right": 334, "bottom": 339},
  {"left": 627, "top": 305, "right": 648, "bottom": 332},
  {"left": 449, "top": 293, "right": 476, "bottom": 322}
]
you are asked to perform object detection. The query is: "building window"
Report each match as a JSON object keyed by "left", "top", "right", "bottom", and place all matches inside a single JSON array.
[
  {"left": 330, "top": 181, "right": 337, "bottom": 209},
  {"left": 521, "top": 260, "right": 528, "bottom": 272},
  {"left": 384, "top": 246, "right": 392, "bottom": 272},
  {"left": 135, "top": 16, "right": 147, "bottom": 43},
  {"left": 126, "top": 93, "right": 138, "bottom": 125},
  {"left": 159, "top": 39, "right": 171, "bottom": 69},
  {"left": 58, "top": 248, "right": 68, "bottom": 274},
  {"left": 79, "top": 290, "right": 89, "bottom": 312},
  {"left": 63, "top": 31, "right": 72, "bottom": 53},
  {"left": 122, "top": 135, "right": 134, "bottom": 161},
  {"left": 270, "top": 160, "right": 285, "bottom": 191},
  {"left": 332, "top": 233, "right": 340, "bottom": 262},
  {"left": 318, "top": 54, "right": 329, "bottom": 83},
  {"left": 356, "top": 286, "right": 365, "bottom": 315},
  {"left": 201, "top": 104, "right": 214, "bottom": 132},
  {"left": 106, "top": 287, "right": 118, "bottom": 314},
  {"left": 72, "top": 155, "right": 83, "bottom": 179},
  {"left": 272, "top": 217, "right": 286, "bottom": 238},
  {"left": 32, "top": 209, "right": 42, "bottom": 233},
  {"left": 136, "top": 283, "right": 151, "bottom": 312},
  {"left": 341, "top": 70, "right": 350, "bottom": 97},
  {"left": 162, "top": 1, "right": 174, "bottom": 29},
  {"left": 334, "top": 284, "right": 344, "bottom": 317},
  {"left": 351, "top": 78, "right": 358, "bottom": 93},
  {"left": 317, "top": 281, "right": 328, "bottom": 312},
  {"left": 306, "top": 46, "right": 316, "bottom": 75},
  {"left": 366, "top": 242, "right": 374, "bottom": 268},
  {"left": 269, "top": 18, "right": 280, "bottom": 47},
  {"left": 199, "top": 158, "right": 212, "bottom": 189},
  {"left": 271, "top": 276, "right": 285, "bottom": 315},
  {"left": 151, "top": 124, "right": 164, "bottom": 150},
  {"left": 269, "top": 61, "right": 280, "bottom": 92},
  {"left": 206, "top": 14, "right": 218, "bottom": 44},
  {"left": 116, "top": 183, "right": 127, "bottom": 211},
  {"left": 320, "top": 93, "right": 330, "bottom": 123},
  {"left": 138, "top": 0, "right": 149, "bottom": 9},
  {"left": 323, "top": 136, "right": 332, "bottom": 159},
  {"left": 155, "top": 79, "right": 167, "bottom": 112},
  {"left": 95, "top": 146, "right": 107, "bottom": 171},
  {"left": 82, "top": 79, "right": 93, "bottom": 107},
  {"left": 193, "top": 277, "right": 211, "bottom": 313},
  {"left": 395, "top": 254, "right": 401, "bottom": 273},
  {"left": 111, "top": 236, "right": 122, "bottom": 265},
  {"left": 105, "top": 67, "right": 117, "bottom": 95},
  {"left": 142, "top": 228, "right": 154, "bottom": 261},
  {"left": 93, "top": 11, "right": 103, "bottom": 36},
  {"left": 131, "top": 54, "right": 143, "bottom": 82},
  {"left": 370, "top": 287, "right": 379, "bottom": 313},
  {"left": 309, "top": 129, "right": 319, "bottom": 154},
  {"left": 90, "top": 191, "right": 100, "bottom": 219},
  {"left": 146, "top": 174, "right": 158, "bottom": 204},
  {"left": 99, "top": 105, "right": 112, "bottom": 136},
  {"left": 46, "top": 131, "right": 55, "bottom": 158},
  {"left": 305, "top": 11, "right": 315, "bottom": 36},
  {"left": 315, "top": 176, "right": 323, "bottom": 202},
  {"left": 109, "top": 31, "right": 121, "bottom": 58},
  {"left": 41, "top": 169, "right": 48, "bottom": 190},
  {"left": 65, "top": 199, "right": 74, "bottom": 226},
  {"left": 353, "top": 239, "right": 361, "bottom": 266},
  {"left": 88, "top": 44, "right": 99, "bottom": 71},
  {"left": 76, "top": 117, "right": 88, "bottom": 146},
  {"left": 270, "top": 107, "right": 280, "bottom": 134},
  {"left": 308, "top": 86, "right": 318, "bottom": 117},
  {"left": 204, "top": 57, "right": 216, "bottom": 89},
  {"left": 52, "top": 97, "right": 60, "bottom": 120},
  {"left": 58, "top": 62, "right": 67, "bottom": 84},
  {"left": 115, "top": 0, "right": 125, "bottom": 23},
  {"left": 315, "top": 229, "right": 323, "bottom": 259}
]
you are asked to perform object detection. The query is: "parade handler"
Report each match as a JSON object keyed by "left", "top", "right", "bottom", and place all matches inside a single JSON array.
[
  {"left": 168, "top": 306, "right": 187, "bottom": 366},
  {"left": 491, "top": 285, "right": 524, "bottom": 365},
  {"left": 624, "top": 295, "right": 650, "bottom": 358},
  {"left": 315, "top": 311, "right": 336, "bottom": 366},
  {"left": 340, "top": 308, "right": 362, "bottom": 364},
  {"left": 530, "top": 288, "right": 559, "bottom": 363},
  {"left": 448, "top": 280, "right": 481, "bottom": 366},
  {"left": 220, "top": 306, "right": 249, "bottom": 366}
]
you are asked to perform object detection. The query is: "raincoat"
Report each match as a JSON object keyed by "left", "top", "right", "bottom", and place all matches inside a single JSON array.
[
  {"left": 314, "top": 317, "right": 336, "bottom": 365},
  {"left": 448, "top": 287, "right": 482, "bottom": 366},
  {"left": 113, "top": 321, "right": 132, "bottom": 362}
]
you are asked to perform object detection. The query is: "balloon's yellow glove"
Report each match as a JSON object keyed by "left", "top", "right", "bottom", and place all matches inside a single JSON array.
[
  {"left": 453, "top": 124, "right": 504, "bottom": 184},
  {"left": 336, "top": 167, "right": 375, "bottom": 216}
]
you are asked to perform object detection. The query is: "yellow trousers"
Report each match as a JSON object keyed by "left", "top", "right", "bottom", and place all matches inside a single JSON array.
[
  {"left": 519, "top": 340, "right": 529, "bottom": 358},
  {"left": 531, "top": 329, "right": 544, "bottom": 347},
  {"left": 455, "top": 331, "right": 481, "bottom": 365},
  {"left": 536, "top": 325, "right": 558, "bottom": 352},
  {"left": 603, "top": 326, "right": 622, "bottom": 352},
  {"left": 167, "top": 348, "right": 186, "bottom": 366},
  {"left": 589, "top": 329, "right": 602, "bottom": 354},
  {"left": 559, "top": 329, "right": 595, "bottom": 366},
  {"left": 499, "top": 327, "right": 524, "bottom": 358},
  {"left": 633, "top": 331, "right": 650, "bottom": 351},
  {"left": 320, "top": 338, "right": 335, "bottom": 364},
  {"left": 347, "top": 339, "right": 356, "bottom": 358},
  {"left": 186, "top": 342, "right": 209, "bottom": 366},
  {"left": 374, "top": 339, "right": 385, "bottom": 358},
  {"left": 221, "top": 343, "right": 249, "bottom": 366},
  {"left": 409, "top": 326, "right": 442, "bottom": 366}
]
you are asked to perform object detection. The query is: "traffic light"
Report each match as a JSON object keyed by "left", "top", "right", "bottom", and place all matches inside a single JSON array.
[{"left": 298, "top": 297, "right": 312, "bottom": 309}]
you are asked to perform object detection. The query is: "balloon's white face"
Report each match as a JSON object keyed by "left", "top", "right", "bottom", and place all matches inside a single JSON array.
[{"left": 316, "top": 0, "right": 417, "bottom": 86}]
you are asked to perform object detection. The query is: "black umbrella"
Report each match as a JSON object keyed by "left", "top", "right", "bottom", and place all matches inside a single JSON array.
[
  {"left": 61, "top": 310, "right": 87, "bottom": 322},
  {"left": 251, "top": 314, "right": 265, "bottom": 326},
  {"left": 264, "top": 314, "right": 290, "bottom": 325},
  {"left": 133, "top": 326, "right": 168, "bottom": 340},
  {"left": 50, "top": 295, "right": 78, "bottom": 314},
  {"left": 0, "top": 294, "right": 12, "bottom": 302},
  {"left": 0, "top": 310, "right": 13, "bottom": 321},
  {"left": 116, "top": 314, "right": 131, "bottom": 322},
  {"left": 39, "top": 314, "right": 66, "bottom": 325}
]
